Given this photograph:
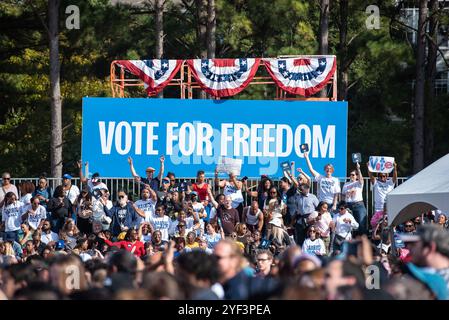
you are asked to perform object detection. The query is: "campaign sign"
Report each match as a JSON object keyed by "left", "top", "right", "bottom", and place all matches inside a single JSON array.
[
  {"left": 352, "top": 153, "right": 361, "bottom": 163},
  {"left": 280, "top": 161, "right": 291, "bottom": 174},
  {"left": 217, "top": 157, "right": 242, "bottom": 176},
  {"left": 368, "top": 156, "right": 395, "bottom": 173},
  {"left": 82, "top": 98, "right": 348, "bottom": 178}
]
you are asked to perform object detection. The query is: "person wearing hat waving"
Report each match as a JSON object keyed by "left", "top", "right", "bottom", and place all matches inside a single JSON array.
[{"left": 128, "top": 155, "right": 165, "bottom": 192}]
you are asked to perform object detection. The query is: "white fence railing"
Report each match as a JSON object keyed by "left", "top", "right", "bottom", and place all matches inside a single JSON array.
[{"left": 10, "top": 176, "right": 408, "bottom": 218}]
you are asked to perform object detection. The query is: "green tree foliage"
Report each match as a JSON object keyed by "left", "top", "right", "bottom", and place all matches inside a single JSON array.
[{"left": 0, "top": 0, "right": 447, "bottom": 177}]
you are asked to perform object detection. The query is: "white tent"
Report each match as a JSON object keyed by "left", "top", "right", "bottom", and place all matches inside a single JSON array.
[{"left": 387, "top": 153, "right": 449, "bottom": 226}]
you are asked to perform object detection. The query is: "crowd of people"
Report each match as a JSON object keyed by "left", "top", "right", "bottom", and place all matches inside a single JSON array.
[{"left": 0, "top": 153, "right": 448, "bottom": 300}]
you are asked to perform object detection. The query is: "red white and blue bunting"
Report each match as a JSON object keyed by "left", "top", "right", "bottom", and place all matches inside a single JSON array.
[
  {"left": 116, "top": 59, "right": 182, "bottom": 95},
  {"left": 186, "top": 58, "right": 261, "bottom": 97},
  {"left": 263, "top": 56, "right": 336, "bottom": 97}
]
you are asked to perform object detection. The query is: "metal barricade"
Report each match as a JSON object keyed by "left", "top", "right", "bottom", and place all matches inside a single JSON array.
[{"left": 10, "top": 176, "right": 408, "bottom": 220}]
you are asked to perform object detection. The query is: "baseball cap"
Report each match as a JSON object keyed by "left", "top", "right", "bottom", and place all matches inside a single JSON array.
[
  {"left": 406, "top": 263, "right": 448, "bottom": 300},
  {"left": 62, "top": 174, "right": 73, "bottom": 179},
  {"left": 56, "top": 240, "right": 65, "bottom": 250},
  {"left": 91, "top": 173, "right": 100, "bottom": 182},
  {"left": 190, "top": 191, "right": 198, "bottom": 196},
  {"left": 146, "top": 167, "right": 156, "bottom": 172}
]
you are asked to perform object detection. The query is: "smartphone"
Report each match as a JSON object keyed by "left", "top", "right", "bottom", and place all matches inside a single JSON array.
[{"left": 300, "top": 143, "right": 309, "bottom": 153}]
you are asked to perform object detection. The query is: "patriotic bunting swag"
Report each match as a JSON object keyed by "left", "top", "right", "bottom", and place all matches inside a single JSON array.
[
  {"left": 187, "top": 58, "right": 261, "bottom": 97},
  {"left": 116, "top": 59, "right": 182, "bottom": 95},
  {"left": 263, "top": 56, "right": 336, "bottom": 97}
]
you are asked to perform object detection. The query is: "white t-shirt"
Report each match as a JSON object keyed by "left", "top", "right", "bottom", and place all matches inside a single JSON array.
[
  {"left": 315, "top": 174, "right": 341, "bottom": 204},
  {"left": 41, "top": 231, "right": 59, "bottom": 244},
  {"left": 372, "top": 179, "right": 395, "bottom": 211},
  {"left": 308, "top": 211, "right": 333, "bottom": 238},
  {"left": 64, "top": 185, "right": 80, "bottom": 205},
  {"left": 25, "top": 204, "right": 47, "bottom": 230},
  {"left": 333, "top": 211, "right": 359, "bottom": 240},
  {"left": 140, "top": 233, "right": 152, "bottom": 243},
  {"left": 20, "top": 193, "right": 33, "bottom": 205},
  {"left": 342, "top": 181, "right": 363, "bottom": 203},
  {"left": 134, "top": 199, "right": 157, "bottom": 223},
  {"left": 223, "top": 183, "right": 244, "bottom": 208},
  {"left": 2, "top": 201, "right": 27, "bottom": 232},
  {"left": 149, "top": 215, "right": 171, "bottom": 241},
  {"left": 302, "top": 238, "right": 326, "bottom": 256},
  {"left": 92, "top": 198, "right": 112, "bottom": 222},
  {"left": 192, "top": 202, "right": 205, "bottom": 217}
]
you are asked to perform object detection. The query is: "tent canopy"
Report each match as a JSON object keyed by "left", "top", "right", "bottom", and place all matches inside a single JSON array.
[{"left": 387, "top": 153, "right": 449, "bottom": 226}]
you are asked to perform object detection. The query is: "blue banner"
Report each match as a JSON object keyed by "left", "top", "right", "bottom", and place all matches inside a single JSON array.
[{"left": 82, "top": 98, "right": 348, "bottom": 178}]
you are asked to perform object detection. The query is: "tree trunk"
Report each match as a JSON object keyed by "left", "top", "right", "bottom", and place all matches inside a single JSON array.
[
  {"left": 424, "top": 0, "right": 438, "bottom": 165},
  {"left": 49, "top": 0, "right": 62, "bottom": 178},
  {"left": 155, "top": 0, "right": 164, "bottom": 98},
  {"left": 338, "top": 0, "right": 348, "bottom": 101},
  {"left": 413, "top": 0, "right": 427, "bottom": 173},
  {"left": 206, "top": 0, "right": 216, "bottom": 59},
  {"left": 318, "top": 0, "right": 330, "bottom": 98},
  {"left": 196, "top": 0, "right": 207, "bottom": 99}
]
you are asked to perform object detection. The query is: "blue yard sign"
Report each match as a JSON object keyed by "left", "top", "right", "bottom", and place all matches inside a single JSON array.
[{"left": 82, "top": 98, "right": 348, "bottom": 178}]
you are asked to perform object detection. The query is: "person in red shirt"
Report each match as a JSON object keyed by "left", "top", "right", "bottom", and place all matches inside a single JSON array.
[
  {"left": 191, "top": 170, "right": 209, "bottom": 201},
  {"left": 99, "top": 229, "right": 145, "bottom": 257}
]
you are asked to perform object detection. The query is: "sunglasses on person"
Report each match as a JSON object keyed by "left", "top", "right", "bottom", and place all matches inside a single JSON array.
[
  {"left": 2, "top": 177, "right": 10, "bottom": 180},
  {"left": 405, "top": 224, "right": 414, "bottom": 228},
  {"left": 118, "top": 195, "right": 126, "bottom": 199},
  {"left": 339, "top": 207, "right": 346, "bottom": 211}
]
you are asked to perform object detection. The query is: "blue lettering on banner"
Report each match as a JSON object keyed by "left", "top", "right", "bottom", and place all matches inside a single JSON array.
[{"left": 82, "top": 98, "right": 348, "bottom": 178}]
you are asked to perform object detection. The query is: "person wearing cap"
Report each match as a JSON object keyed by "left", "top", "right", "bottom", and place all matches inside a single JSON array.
[
  {"left": 77, "top": 161, "right": 108, "bottom": 196},
  {"left": 291, "top": 183, "right": 319, "bottom": 246},
  {"left": 0, "top": 172, "right": 19, "bottom": 207},
  {"left": 62, "top": 173, "right": 80, "bottom": 207},
  {"left": 157, "top": 176, "right": 171, "bottom": 203},
  {"left": 304, "top": 151, "right": 341, "bottom": 212},
  {"left": 401, "top": 224, "right": 449, "bottom": 295},
  {"left": 127, "top": 155, "right": 165, "bottom": 192}
]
